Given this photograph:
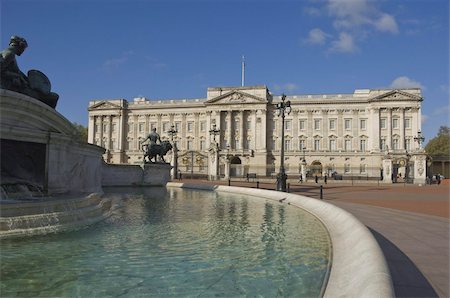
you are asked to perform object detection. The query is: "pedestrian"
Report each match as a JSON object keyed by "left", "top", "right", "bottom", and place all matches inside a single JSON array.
[
  {"left": 436, "top": 174, "right": 441, "bottom": 185},
  {"left": 315, "top": 175, "right": 318, "bottom": 183},
  {"left": 324, "top": 175, "right": 327, "bottom": 184},
  {"left": 178, "top": 169, "right": 182, "bottom": 181},
  {"left": 299, "top": 175, "right": 303, "bottom": 183}
]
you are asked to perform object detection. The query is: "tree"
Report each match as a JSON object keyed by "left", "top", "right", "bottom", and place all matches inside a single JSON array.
[
  {"left": 425, "top": 125, "right": 450, "bottom": 156},
  {"left": 72, "top": 122, "right": 88, "bottom": 143}
]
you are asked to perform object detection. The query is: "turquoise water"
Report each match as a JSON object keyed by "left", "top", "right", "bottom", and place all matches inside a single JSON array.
[{"left": 1, "top": 187, "right": 330, "bottom": 297}]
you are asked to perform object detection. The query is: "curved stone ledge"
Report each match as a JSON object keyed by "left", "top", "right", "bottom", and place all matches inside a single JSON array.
[
  {"left": 0, "top": 193, "right": 113, "bottom": 239},
  {"left": 167, "top": 182, "right": 394, "bottom": 298}
]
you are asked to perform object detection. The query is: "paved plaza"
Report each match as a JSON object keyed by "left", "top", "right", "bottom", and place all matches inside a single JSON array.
[{"left": 177, "top": 178, "right": 450, "bottom": 297}]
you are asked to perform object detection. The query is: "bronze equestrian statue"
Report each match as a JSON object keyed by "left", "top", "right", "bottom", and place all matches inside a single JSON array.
[{"left": 143, "top": 140, "right": 173, "bottom": 163}]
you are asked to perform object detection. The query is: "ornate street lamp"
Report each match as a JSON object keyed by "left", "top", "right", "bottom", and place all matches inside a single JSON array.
[
  {"left": 167, "top": 125, "right": 178, "bottom": 142},
  {"left": 209, "top": 124, "right": 220, "bottom": 144},
  {"left": 167, "top": 125, "right": 178, "bottom": 179},
  {"left": 276, "top": 94, "right": 291, "bottom": 192},
  {"left": 414, "top": 130, "right": 425, "bottom": 150}
]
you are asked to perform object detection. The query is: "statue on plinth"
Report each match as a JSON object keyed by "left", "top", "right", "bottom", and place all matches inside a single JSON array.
[
  {"left": 141, "top": 128, "right": 173, "bottom": 163},
  {"left": 0, "top": 35, "right": 59, "bottom": 108}
]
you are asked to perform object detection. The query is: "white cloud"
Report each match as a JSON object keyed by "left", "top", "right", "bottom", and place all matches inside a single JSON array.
[
  {"left": 327, "top": 0, "right": 399, "bottom": 33},
  {"left": 103, "top": 50, "right": 134, "bottom": 69},
  {"left": 304, "top": 7, "right": 322, "bottom": 17},
  {"left": 273, "top": 83, "right": 299, "bottom": 93},
  {"left": 374, "top": 13, "right": 399, "bottom": 34},
  {"left": 433, "top": 105, "right": 450, "bottom": 116},
  {"left": 330, "top": 32, "right": 358, "bottom": 53},
  {"left": 305, "top": 28, "right": 330, "bottom": 45},
  {"left": 390, "top": 76, "right": 425, "bottom": 89}
]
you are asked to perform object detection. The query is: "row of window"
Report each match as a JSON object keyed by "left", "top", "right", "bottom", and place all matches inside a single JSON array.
[{"left": 273, "top": 139, "right": 368, "bottom": 152}]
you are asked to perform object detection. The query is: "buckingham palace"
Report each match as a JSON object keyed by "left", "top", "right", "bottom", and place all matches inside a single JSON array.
[{"left": 88, "top": 85, "right": 428, "bottom": 183}]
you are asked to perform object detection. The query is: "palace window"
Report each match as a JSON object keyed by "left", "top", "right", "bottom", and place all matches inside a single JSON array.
[
  {"left": 200, "top": 121, "right": 206, "bottom": 132},
  {"left": 344, "top": 164, "right": 351, "bottom": 173},
  {"left": 380, "top": 138, "right": 386, "bottom": 151},
  {"left": 299, "top": 120, "right": 306, "bottom": 130},
  {"left": 360, "top": 164, "right": 367, "bottom": 173},
  {"left": 405, "top": 118, "right": 411, "bottom": 129},
  {"left": 314, "top": 119, "right": 321, "bottom": 130},
  {"left": 245, "top": 139, "right": 251, "bottom": 149},
  {"left": 392, "top": 118, "right": 399, "bottom": 129},
  {"left": 200, "top": 140, "right": 206, "bottom": 150},
  {"left": 360, "top": 119, "right": 366, "bottom": 130},
  {"left": 272, "top": 139, "right": 277, "bottom": 150},
  {"left": 175, "top": 122, "right": 181, "bottom": 132},
  {"left": 150, "top": 122, "right": 157, "bottom": 130},
  {"left": 345, "top": 139, "right": 352, "bottom": 151},
  {"left": 314, "top": 139, "right": 320, "bottom": 151},
  {"left": 187, "top": 140, "right": 193, "bottom": 150},
  {"left": 405, "top": 139, "right": 411, "bottom": 151},
  {"left": 360, "top": 139, "right": 366, "bottom": 152},
  {"left": 163, "top": 122, "right": 170, "bottom": 132},
  {"left": 329, "top": 139, "right": 336, "bottom": 151},
  {"left": 299, "top": 139, "right": 306, "bottom": 151},
  {"left": 344, "top": 119, "right": 352, "bottom": 130},
  {"left": 103, "top": 124, "right": 107, "bottom": 133},
  {"left": 112, "top": 124, "right": 117, "bottom": 133},
  {"left": 284, "top": 120, "right": 292, "bottom": 131},
  {"left": 393, "top": 138, "right": 399, "bottom": 150},
  {"left": 380, "top": 118, "right": 387, "bottom": 129},
  {"left": 139, "top": 123, "right": 144, "bottom": 133},
  {"left": 284, "top": 139, "right": 291, "bottom": 151},
  {"left": 187, "top": 122, "right": 194, "bottom": 132},
  {"left": 246, "top": 119, "right": 252, "bottom": 130},
  {"left": 235, "top": 139, "right": 240, "bottom": 150},
  {"left": 329, "top": 119, "right": 336, "bottom": 130}
]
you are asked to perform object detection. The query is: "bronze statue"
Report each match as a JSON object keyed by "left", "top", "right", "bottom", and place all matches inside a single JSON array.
[
  {"left": 141, "top": 128, "right": 172, "bottom": 163},
  {"left": 0, "top": 35, "right": 59, "bottom": 108},
  {"left": 143, "top": 140, "right": 173, "bottom": 163}
]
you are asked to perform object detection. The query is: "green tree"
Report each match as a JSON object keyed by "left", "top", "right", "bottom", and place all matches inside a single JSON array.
[
  {"left": 72, "top": 122, "right": 88, "bottom": 143},
  {"left": 425, "top": 125, "right": 450, "bottom": 156}
]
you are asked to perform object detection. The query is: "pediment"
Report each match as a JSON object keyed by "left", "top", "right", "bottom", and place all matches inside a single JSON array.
[
  {"left": 205, "top": 90, "right": 267, "bottom": 105},
  {"left": 89, "top": 101, "right": 123, "bottom": 110},
  {"left": 369, "top": 90, "right": 422, "bottom": 102}
]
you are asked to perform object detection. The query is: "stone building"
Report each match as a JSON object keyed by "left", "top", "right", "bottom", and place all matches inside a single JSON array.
[{"left": 88, "top": 85, "right": 427, "bottom": 183}]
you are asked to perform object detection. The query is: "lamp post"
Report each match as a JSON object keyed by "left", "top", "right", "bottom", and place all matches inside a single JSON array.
[
  {"left": 414, "top": 130, "right": 425, "bottom": 150},
  {"left": 276, "top": 94, "right": 291, "bottom": 192},
  {"left": 209, "top": 124, "right": 220, "bottom": 144},
  {"left": 167, "top": 125, "right": 178, "bottom": 179}
]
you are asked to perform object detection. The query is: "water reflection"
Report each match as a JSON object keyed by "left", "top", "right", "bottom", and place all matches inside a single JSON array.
[{"left": 1, "top": 188, "right": 330, "bottom": 297}]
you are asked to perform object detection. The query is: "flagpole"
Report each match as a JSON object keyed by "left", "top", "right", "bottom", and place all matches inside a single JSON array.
[{"left": 241, "top": 55, "right": 245, "bottom": 87}]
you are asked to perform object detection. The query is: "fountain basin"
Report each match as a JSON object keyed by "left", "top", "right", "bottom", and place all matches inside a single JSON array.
[
  {"left": 167, "top": 182, "right": 395, "bottom": 298},
  {"left": 0, "top": 193, "right": 112, "bottom": 239}
]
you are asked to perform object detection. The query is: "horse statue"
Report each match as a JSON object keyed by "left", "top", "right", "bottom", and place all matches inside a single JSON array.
[{"left": 142, "top": 140, "right": 173, "bottom": 163}]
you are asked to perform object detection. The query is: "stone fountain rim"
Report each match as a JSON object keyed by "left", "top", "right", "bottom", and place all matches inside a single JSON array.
[{"left": 166, "top": 182, "right": 394, "bottom": 298}]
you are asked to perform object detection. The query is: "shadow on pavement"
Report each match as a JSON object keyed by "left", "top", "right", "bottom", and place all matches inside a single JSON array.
[{"left": 369, "top": 228, "right": 438, "bottom": 298}]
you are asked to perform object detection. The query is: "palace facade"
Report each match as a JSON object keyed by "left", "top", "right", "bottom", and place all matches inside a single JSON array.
[{"left": 88, "top": 85, "right": 425, "bottom": 181}]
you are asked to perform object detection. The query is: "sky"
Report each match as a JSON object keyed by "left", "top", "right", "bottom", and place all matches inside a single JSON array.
[{"left": 1, "top": 0, "right": 449, "bottom": 142}]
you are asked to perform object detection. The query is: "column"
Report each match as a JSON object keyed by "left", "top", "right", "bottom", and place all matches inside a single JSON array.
[
  {"left": 194, "top": 112, "right": 200, "bottom": 149},
  {"left": 88, "top": 116, "right": 95, "bottom": 144},
  {"left": 252, "top": 110, "right": 257, "bottom": 150},
  {"left": 352, "top": 110, "right": 358, "bottom": 151},
  {"left": 206, "top": 111, "right": 212, "bottom": 149},
  {"left": 239, "top": 110, "right": 244, "bottom": 150},
  {"left": 118, "top": 110, "right": 125, "bottom": 157},
  {"left": 399, "top": 108, "right": 405, "bottom": 150},
  {"left": 337, "top": 110, "right": 343, "bottom": 150},
  {"left": 226, "top": 110, "right": 232, "bottom": 148},
  {"left": 133, "top": 115, "right": 138, "bottom": 151},
  {"left": 307, "top": 110, "right": 313, "bottom": 149},
  {"left": 108, "top": 115, "right": 113, "bottom": 150},
  {"left": 369, "top": 108, "right": 380, "bottom": 152},
  {"left": 260, "top": 109, "right": 267, "bottom": 151},
  {"left": 322, "top": 110, "right": 328, "bottom": 150},
  {"left": 181, "top": 113, "right": 187, "bottom": 150},
  {"left": 387, "top": 108, "right": 392, "bottom": 150},
  {"left": 292, "top": 110, "right": 299, "bottom": 151},
  {"left": 99, "top": 116, "right": 104, "bottom": 147}
]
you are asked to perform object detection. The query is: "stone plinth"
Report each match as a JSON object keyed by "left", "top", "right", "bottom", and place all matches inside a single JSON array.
[
  {"left": 0, "top": 89, "right": 105, "bottom": 194},
  {"left": 102, "top": 163, "right": 172, "bottom": 186}
]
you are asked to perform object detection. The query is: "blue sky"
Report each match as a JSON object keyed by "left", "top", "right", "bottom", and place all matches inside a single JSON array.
[{"left": 2, "top": 0, "right": 449, "bottom": 142}]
